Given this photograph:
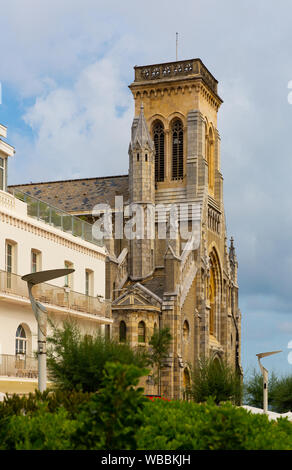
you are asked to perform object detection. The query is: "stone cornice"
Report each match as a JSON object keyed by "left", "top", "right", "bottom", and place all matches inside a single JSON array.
[
  {"left": 0, "top": 209, "right": 105, "bottom": 261},
  {"left": 130, "top": 80, "right": 222, "bottom": 112}
]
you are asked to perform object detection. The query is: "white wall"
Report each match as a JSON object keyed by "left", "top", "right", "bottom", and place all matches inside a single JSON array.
[
  {"left": 0, "top": 192, "right": 106, "bottom": 297},
  {"left": 0, "top": 191, "right": 108, "bottom": 360}
]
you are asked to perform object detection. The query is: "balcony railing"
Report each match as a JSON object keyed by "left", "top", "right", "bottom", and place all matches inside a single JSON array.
[
  {"left": 9, "top": 187, "right": 103, "bottom": 247},
  {"left": 0, "top": 354, "right": 38, "bottom": 379},
  {"left": 0, "top": 269, "right": 111, "bottom": 319}
]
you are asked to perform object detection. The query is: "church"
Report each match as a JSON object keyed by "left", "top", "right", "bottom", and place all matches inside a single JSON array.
[{"left": 11, "top": 58, "right": 242, "bottom": 399}]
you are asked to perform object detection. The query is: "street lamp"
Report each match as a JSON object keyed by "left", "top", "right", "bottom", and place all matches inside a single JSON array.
[
  {"left": 22, "top": 268, "right": 74, "bottom": 392},
  {"left": 256, "top": 350, "right": 282, "bottom": 414}
]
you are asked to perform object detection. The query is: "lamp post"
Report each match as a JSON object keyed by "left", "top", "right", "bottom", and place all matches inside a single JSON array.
[
  {"left": 22, "top": 268, "right": 74, "bottom": 392},
  {"left": 256, "top": 350, "right": 282, "bottom": 414}
]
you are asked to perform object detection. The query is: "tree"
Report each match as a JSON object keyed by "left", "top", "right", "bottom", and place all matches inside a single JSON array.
[
  {"left": 244, "top": 369, "right": 292, "bottom": 413},
  {"left": 46, "top": 319, "right": 149, "bottom": 392},
  {"left": 273, "top": 375, "right": 292, "bottom": 413},
  {"left": 244, "top": 369, "right": 278, "bottom": 410},
  {"left": 191, "top": 357, "right": 242, "bottom": 405},
  {"left": 148, "top": 327, "right": 172, "bottom": 396},
  {"left": 72, "top": 362, "right": 149, "bottom": 450}
]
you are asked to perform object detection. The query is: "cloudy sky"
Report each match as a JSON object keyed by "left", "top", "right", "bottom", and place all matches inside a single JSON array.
[{"left": 1, "top": 0, "right": 292, "bottom": 377}]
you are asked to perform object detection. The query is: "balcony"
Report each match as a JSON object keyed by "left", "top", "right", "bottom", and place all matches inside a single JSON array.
[
  {"left": 0, "top": 269, "right": 111, "bottom": 320},
  {"left": 0, "top": 354, "right": 38, "bottom": 379},
  {"left": 9, "top": 187, "right": 103, "bottom": 247}
]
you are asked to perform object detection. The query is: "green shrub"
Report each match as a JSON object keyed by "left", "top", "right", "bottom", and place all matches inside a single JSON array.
[
  {"left": 136, "top": 399, "right": 292, "bottom": 450},
  {"left": 0, "top": 389, "right": 90, "bottom": 449},
  {"left": 1, "top": 404, "right": 77, "bottom": 450},
  {"left": 191, "top": 358, "right": 242, "bottom": 405},
  {"left": 72, "top": 362, "right": 149, "bottom": 450},
  {"left": 0, "top": 389, "right": 90, "bottom": 418},
  {"left": 47, "top": 319, "right": 150, "bottom": 392}
]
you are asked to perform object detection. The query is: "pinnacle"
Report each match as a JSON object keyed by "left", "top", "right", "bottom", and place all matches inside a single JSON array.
[{"left": 131, "top": 104, "right": 154, "bottom": 151}]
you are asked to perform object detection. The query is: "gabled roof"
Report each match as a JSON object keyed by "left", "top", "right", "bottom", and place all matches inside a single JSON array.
[
  {"left": 9, "top": 174, "right": 129, "bottom": 214},
  {"left": 112, "top": 282, "right": 162, "bottom": 311}
]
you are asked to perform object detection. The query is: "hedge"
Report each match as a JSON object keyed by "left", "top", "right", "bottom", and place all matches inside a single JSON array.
[{"left": 1, "top": 393, "right": 292, "bottom": 450}]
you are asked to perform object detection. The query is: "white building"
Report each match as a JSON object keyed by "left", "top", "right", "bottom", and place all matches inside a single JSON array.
[{"left": 0, "top": 124, "right": 111, "bottom": 394}]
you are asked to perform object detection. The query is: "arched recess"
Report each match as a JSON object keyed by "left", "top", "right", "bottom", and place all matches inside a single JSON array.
[
  {"left": 206, "top": 127, "right": 215, "bottom": 192},
  {"left": 183, "top": 319, "right": 190, "bottom": 341},
  {"left": 183, "top": 367, "right": 191, "bottom": 389},
  {"left": 204, "top": 120, "right": 215, "bottom": 193},
  {"left": 208, "top": 246, "right": 222, "bottom": 338}
]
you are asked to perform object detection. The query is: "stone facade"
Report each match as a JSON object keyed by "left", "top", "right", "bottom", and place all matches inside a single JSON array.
[
  {"left": 111, "top": 58, "right": 242, "bottom": 399},
  {"left": 11, "top": 58, "right": 242, "bottom": 400}
]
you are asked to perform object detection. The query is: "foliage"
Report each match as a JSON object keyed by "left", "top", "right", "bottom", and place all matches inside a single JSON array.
[
  {"left": 190, "top": 358, "right": 242, "bottom": 405},
  {"left": 0, "top": 405, "right": 77, "bottom": 450},
  {"left": 273, "top": 375, "right": 292, "bottom": 413},
  {"left": 46, "top": 319, "right": 150, "bottom": 392},
  {"left": 0, "top": 386, "right": 292, "bottom": 450},
  {"left": 0, "top": 389, "right": 90, "bottom": 449},
  {"left": 136, "top": 398, "right": 292, "bottom": 450},
  {"left": 0, "top": 389, "right": 90, "bottom": 419},
  {"left": 72, "top": 362, "right": 149, "bottom": 450},
  {"left": 244, "top": 370, "right": 292, "bottom": 413},
  {"left": 148, "top": 327, "right": 172, "bottom": 395}
]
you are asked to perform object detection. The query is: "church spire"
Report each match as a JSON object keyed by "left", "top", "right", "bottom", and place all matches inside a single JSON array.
[{"left": 131, "top": 103, "right": 154, "bottom": 151}]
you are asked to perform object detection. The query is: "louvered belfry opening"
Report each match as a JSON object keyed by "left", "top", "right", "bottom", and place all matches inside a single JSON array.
[
  {"left": 153, "top": 121, "right": 165, "bottom": 182},
  {"left": 172, "top": 119, "right": 184, "bottom": 180}
]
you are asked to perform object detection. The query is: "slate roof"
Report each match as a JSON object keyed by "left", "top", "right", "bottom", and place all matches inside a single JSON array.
[
  {"left": 9, "top": 174, "right": 129, "bottom": 214},
  {"left": 140, "top": 274, "right": 165, "bottom": 299}
]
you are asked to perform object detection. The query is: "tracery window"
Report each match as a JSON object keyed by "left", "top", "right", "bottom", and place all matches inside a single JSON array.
[
  {"left": 153, "top": 121, "right": 165, "bottom": 182},
  {"left": 171, "top": 119, "right": 184, "bottom": 180}
]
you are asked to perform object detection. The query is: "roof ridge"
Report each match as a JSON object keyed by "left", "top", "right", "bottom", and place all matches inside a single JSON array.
[{"left": 9, "top": 174, "right": 129, "bottom": 187}]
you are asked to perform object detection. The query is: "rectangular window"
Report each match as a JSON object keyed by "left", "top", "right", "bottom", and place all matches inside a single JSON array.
[
  {"left": 31, "top": 250, "right": 41, "bottom": 273},
  {"left": 105, "top": 325, "right": 110, "bottom": 340},
  {"left": 5, "top": 241, "right": 16, "bottom": 289},
  {"left": 6, "top": 243, "right": 12, "bottom": 273}
]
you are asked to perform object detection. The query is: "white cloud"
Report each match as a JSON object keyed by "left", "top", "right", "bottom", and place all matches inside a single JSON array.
[{"left": 10, "top": 57, "right": 134, "bottom": 182}]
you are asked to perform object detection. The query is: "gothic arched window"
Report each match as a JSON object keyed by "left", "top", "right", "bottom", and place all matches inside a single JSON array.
[
  {"left": 153, "top": 121, "right": 165, "bottom": 182},
  {"left": 171, "top": 119, "right": 184, "bottom": 180},
  {"left": 119, "top": 321, "right": 127, "bottom": 343},
  {"left": 138, "top": 321, "right": 146, "bottom": 343},
  {"left": 209, "top": 267, "right": 216, "bottom": 336}
]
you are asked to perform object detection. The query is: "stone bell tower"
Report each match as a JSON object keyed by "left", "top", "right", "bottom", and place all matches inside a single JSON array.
[{"left": 128, "top": 104, "right": 155, "bottom": 280}]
